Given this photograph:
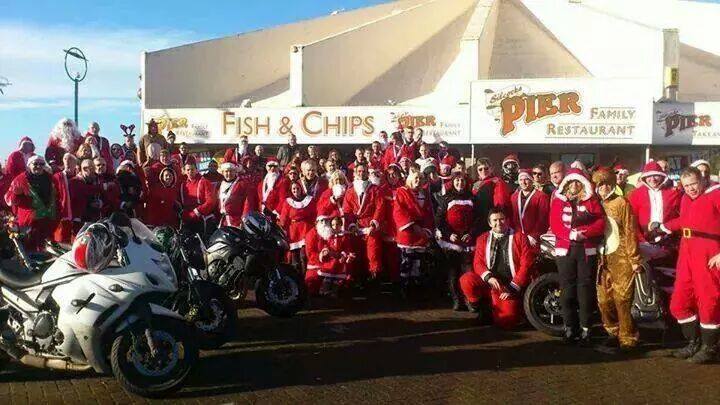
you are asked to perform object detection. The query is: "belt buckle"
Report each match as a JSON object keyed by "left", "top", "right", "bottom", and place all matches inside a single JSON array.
[{"left": 683, "top": 228, "right": 692, "bottom": 238}]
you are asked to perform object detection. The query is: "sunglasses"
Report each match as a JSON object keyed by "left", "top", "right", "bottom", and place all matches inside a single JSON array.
[
  {"left": 477, "top": 167, "right": 490, "bottom": 172},
  {"left": 532, "top": 171, "right": 543, "bottom": 176}
]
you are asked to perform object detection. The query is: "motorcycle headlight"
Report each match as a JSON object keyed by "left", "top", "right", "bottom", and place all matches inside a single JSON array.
[{"left": 152, "top": 256, "right": 177, "bottom": 288}]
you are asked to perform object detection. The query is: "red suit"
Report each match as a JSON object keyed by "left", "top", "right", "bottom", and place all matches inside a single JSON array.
[
  {"left": 549, "top": 191, "right": 605, "bottom": 257},
  {"left": 344, "top": 183, "right": 383, "bottom": 275},
  {"left": 257, "top": 172, "right": 282, "bottom": 216},
  {"left": 628, "top": 173, "right": 680, "bottom": 244},
  {"left": 218, "top": 178, "right": 257, "bottom": 227},
  {"left": 171, "top": 152, "right": 197, "bottom": 168},
  {"left": 203, "top": 171, "right": 224, "bottom": 189},
  {"left": 222, "top": 147, "right": 254, "bottom": 165},
  {"left": 316, "top": 189, "right": 345, "bottom": 223},
  {"left": 510, "top": 188, "right": 550, "bottom": 246},
  {"left": 381, "top": 142, "right": 416, "bottom": 169},
  {"left": 393, "top": 186, "right": 434, "bottom": 250},
  {"left": 378, "top": 182, "right": 401, "bottom": 280},
  {"left": 472, "top": 176, "right": 512, "bottom": 218},
  {"left": 305, "top": 225, "right": 322, "bottom": 272},
  {"left": 435, "top": 191, "right": 478, "bottom": 252},
  {"left": 460, "top": 231, "right": 535, "bottom": 329},
  {"left": 5, "top": 171, "right": 57, "bottom": 251},
  {"left": 180, "top": 174, "right": 217, "bottom": 225},
  {"left": 6, "top": 137, "right": 35, "bottom": 180},
  {"left": 278, "top": 196, "right": 317, "bottom": 251},
  {"left": 305, "top": 231, "right": 356, "bottom": 295},
  {"left": 52, "top": 171, "right": 91, "bottom": 243},
  {"left": 664, "top": 185, "right": 720, "bottom": 328},
  {"left": 97, "top": 174, "right": 120, "bottom": 219},
  {"left": 145, "top": 182, "right": 179, "bottom": 228},
  {"left": 85, "top": 133, "right": 114, "bottom": 171}
]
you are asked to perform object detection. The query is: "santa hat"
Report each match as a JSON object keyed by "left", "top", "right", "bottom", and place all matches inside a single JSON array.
[
  {"left": 265, "top": 157, "right": 279, "bottom": 168},
  {"left": 386, "top": 163, "right": 402, "bottom": 172},
  {"left": 613, "top": 164, "right": 629, "bottom": 175},
  {"left": 26, "top": 155, "right": 50, "bottom": 173},
  {"left": 691, "top": 159, "right": 711, "bottom": 168},
  {"left": 555, "top": 168, "right": 594, "bottom": 201},
  {"left": 399, "top": 156, "right": 411, "bottom": 165},
  {"left": 220, "top": 162, "right": 238, "bottom": 172},
  {"left": 570, "top": 160, "right": 587, "bottom": 172},
  {"left": 116, "top": 160, "right": 135, "bottom": 172},
  {"left": 517, "top": 169, "right": 532, "bottom": 182},
  {"left": 502, "top": 154, "right": 519, "bottom": 167},
  {"left": 18, "top": 136, "right": 34, "bottom": 149},
  {"left": 639, "top": 160, "right": 667, "bottom": 180},
  {"left": 440, "top": 156, "right": 456, "bottom": 171}
]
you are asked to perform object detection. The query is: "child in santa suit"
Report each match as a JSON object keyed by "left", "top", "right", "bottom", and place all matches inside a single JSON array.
[
  {"left": 145, "top": 167, "right": 180, "bottom": 228},
  {"left": 459, "top": 208, "right": 535, "bottom": 328},
  {"left": 511, "top": 169, "right": 550, "bottom": 247},
  {"left": 278, "top": 181, "right": 317, "bottom": 269},
  {"left": 180, "top": 162, "right": 217, "bottom": 235},
  {"left": 344, "top": 163, "right": 383, "bottom": 279},
  {"left": 305, "top": 216, "right": 357, "bottom": 296},
  {"left": 657, "top": 167, "right": 720, "bottom": 363},
  {"left": 435, "top": 173, "right": 483, "bottom": 310},
  {"left": 393, "top": 166, "right": 435, "bottom": 285}
]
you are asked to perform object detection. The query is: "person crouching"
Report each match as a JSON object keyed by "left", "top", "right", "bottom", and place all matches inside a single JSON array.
[
  {"left": 305, "top": 216, "right": 357, "bottom": 297},
  {"left": 459, "top": 208, "right": 535, "bottom": 328}
]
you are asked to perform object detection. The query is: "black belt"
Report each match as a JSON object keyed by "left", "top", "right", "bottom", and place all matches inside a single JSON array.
[{"left": 682, "top": 228, "right": 720, "bottom": 241}]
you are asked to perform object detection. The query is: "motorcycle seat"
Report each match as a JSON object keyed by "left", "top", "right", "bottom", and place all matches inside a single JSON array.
[{"left": 0, "top": 265, "right": 43, "bottom": 288}]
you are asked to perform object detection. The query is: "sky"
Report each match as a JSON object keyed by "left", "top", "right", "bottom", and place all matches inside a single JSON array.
[{"left": 0, "top": 0, "right": 388, "bottom": 158}]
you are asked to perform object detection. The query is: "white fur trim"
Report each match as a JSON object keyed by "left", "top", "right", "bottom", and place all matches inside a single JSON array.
[
  {"left": 437, "top": 239, "right": 466, "bottom": 252},
  {"left": 289, "top": 240, "right": 306, "bottom": 250},
  {"left": 691, "top": 159, "right": 710, "bottom": 168},
  {"left": 508, "top": 234, "right": 516, "bottom": 277},
  {"left": 510, "top": 281, "right": 521, "bottom": 292},
  {"left": 569, "top": 230, "right": 579, "bottom": 241},
  {"left": 554, "top": 172, "right": 594, "bottom": 201},
  {"left": 640, "top": 170, "right": 667, "bottom": 179},
  {"left": 447, "top": 199, "right": 473, "bottom": 210},
  {"left": 516, "top": 189, "right": 536, "bottom": 234},
  {"left": 480, "top": 270, "right": 492, "bottom": 282},
  {"left": 555, "top": 247, "right": 568, "bottom": 256},
  {"left": 396, "top": 243, "right": 426, "bottom": 251},
  {"left": 285, "top": 195, "right": 314, "bottom": 209},
  {"left": 659, "top": 224, "right": 671, "bottom": 235},
  {"left": 700, "top": 323, "right": 720, "bottom": 330},
  {"left": 677, "top": 315, "right": 697, "bottom": 324},
  {"left": 317, "top": 271, "right": 348, "bottom": 280},
  {"left": 585, "top": 247, "right": 597, "bottom": 256},
  {"left": 398, "top": 221, "right": 415, "bottom": 232},
  {"left": 705, "top": 184, "right": 720, "bottom": 194}
]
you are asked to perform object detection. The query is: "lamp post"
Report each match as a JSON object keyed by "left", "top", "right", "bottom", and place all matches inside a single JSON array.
[{"left": 63, "top": 47, "right": 88, "bottom": 127}]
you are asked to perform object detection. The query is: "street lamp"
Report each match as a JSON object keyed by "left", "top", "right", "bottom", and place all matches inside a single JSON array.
[{"left": 63, "top": 47, "right": 88, "bottom": 127}]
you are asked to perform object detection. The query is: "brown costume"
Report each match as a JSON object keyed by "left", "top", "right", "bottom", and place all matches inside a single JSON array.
[{"left": 594, "top": 169, "right": 642, "bottom": 348}]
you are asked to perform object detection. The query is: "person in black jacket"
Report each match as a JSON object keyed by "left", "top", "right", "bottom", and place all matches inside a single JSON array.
[
  {"left": 435, "top": 174, "right": 489, "bottom": 310},
  {"left": 276, "top": 133, "right": 298, "bottom": 168}
]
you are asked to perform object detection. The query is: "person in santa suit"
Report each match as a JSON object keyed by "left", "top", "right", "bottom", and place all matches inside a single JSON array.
[
  {"left": 6, "top": 137, "right": 36, "bottom": 180},
  {"left": 223, "top": 135, "right": 255, "bottom": 165},
  {"left": 471, "top": 157, "right": 512, "bottom": 219},
  {"left": 142, "top": 143, "right": 163, "bottom": 188},
  {"left": 690, "top": 159, "right": 717, "bottom": 187},
  {"left": 550, "top": 168, "right": 606, "bottom": 345},
  {"left": 180, "top": 162, "right": 218, "bottom": 235},
  {"left": 110, "top": 144, "right": 124, "bottom": 170},
  {"left": 377, "top": 164, "right": 403, "bottom": 282},
  {"left": 532, "top": 164, "right": 554, "bottom": 196},
  {"left": 160, "top": 149, "right": 183, "bottom": 182},
  {"left": 203, "top": 159, "right": 224, "bottom": 188},
  {"left": 435, "top": 173, "right": 485, "bottom": 310},
  {"left": 613, "top": 164, "right": 635, "bottom": 197},
  {"left": 278, "top": 181, "right": 317, "bottom": 268},
  {"left": 438, "top": 155, "right": 457, "bottom": 195},
  {"left": 344, "top": 163, "right": 383, "bottom": 279},
  {"left": 217, "top": 162, "right": 257, "bottom": 228},
  {"left": 393, "top": 165, "right": 435, "bottom": 288},
  {"left": 257, "top": 158, "right": 282, "bottom": 218},
  {"left": 0, "top": 162, "right": 12, "bottom": 214},
  {"left": 316, "top": 171, "right": 348, "bottom": 225},
  {"left": 511, "top": 169, "right": 550, "bottom": 247},
  {"left": 501, "top": 154, "right": 520, "bottom": 192},
  {"left": 382, "top": 128, "right": 418, "bottom": 169},
  {"left": 369, "top": 141, "right": 384, "bottom": 167},
  {"left": 346, "top": 147, "right": 368, "bottom": 182},
  {"left": 94, "top": 157, "right": 120, "bottom": 219},
  {"left": 145, "top": 167, "right": 180, "bottom": 228},
  {"left": 435, "top": 141, "right": 461, "bottom": 163},
  {"left": 459, "top": 208, "right": 535, "bottom": 328},
  {"left": 304, "top": 216, "right": 358, "bottom": 296},
  {"left": 172, "top": 142, "right": 197, "bottom": 168},
  {"left": 628, "top": 160, "right": 681, "bottom": 258},
  {"left": 299, "top": 159, "right": 328, "bottom": 199},
  {"left": 654, "top": 167, "right": 720, "bottom": 363},
  {"left": 592, "top": 167, "right": 643, "bottom": 352},
  {"left": 85, "top": 122, "right": 114, "bottom": 172},
  {"left": 4, "top": 156, "right": 58, "bottom": 251},
  {"left": 76, "top": 159, "right": 103, "bottom": 223},
  {"left": 115, "top": 160, "right": 144, "bottom": 217},
  {"left": 415, "top": 144, "right": 438, "bottom": 173},
  {"left": 52, "top": 153, "right": 89, "bottom": 243},
  {"left": 45, "top": 118, "right": 82, "bottom": 172}
]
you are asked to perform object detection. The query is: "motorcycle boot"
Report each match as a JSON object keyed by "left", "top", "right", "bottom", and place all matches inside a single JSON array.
[
  {"left": 673, "top": 320, "right": 701, "bottom": 359},
  {"left": 688, "top": 329, "right": 719, "bottom": 364}
]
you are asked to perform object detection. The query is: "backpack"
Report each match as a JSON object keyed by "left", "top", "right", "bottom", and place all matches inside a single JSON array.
[{"left": 631, "top": 267, "right": 666, "bottom": 327}]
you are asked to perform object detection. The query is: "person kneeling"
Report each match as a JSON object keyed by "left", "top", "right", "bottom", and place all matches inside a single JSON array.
[
  {"left": 460, "top": 208, "right": 535, "bottom": 328},
  {"left": 305, "top": 216, "right": 357, "bottom": 297}
]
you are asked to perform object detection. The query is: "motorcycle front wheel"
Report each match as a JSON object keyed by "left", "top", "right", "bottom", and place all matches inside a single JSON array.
[
  {"left": 110, "top": 316, "right": 198, "bottom": 398},
  {"left": 256, "top": 264, "right": 307, "bottom": 318}
]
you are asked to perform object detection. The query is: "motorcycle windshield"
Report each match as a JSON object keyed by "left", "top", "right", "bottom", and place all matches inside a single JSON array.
[{"left": 129, "top": 218, "right": 161, "bottom": 245}]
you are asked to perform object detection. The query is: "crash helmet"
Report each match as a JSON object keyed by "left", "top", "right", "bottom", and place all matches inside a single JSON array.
[{"left": 72, "top": 223, "right": 117, "bottom": 273}]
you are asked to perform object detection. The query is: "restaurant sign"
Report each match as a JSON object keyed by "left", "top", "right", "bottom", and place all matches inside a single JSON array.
[
  {"left": 470, "top": 78, "right": 654, "bottom": 144},
  {"left": 653, "top": 102, "right": 720, "bottom": 145}
]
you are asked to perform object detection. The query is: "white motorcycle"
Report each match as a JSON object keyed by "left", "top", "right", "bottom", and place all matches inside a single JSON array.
[{"left": 0, "top": 213, "right": 198, "bottom": 398}]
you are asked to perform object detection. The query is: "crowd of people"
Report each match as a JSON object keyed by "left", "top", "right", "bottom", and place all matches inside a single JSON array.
[{"left": 3, "top": 117, "right": 720, "bottom": 364}]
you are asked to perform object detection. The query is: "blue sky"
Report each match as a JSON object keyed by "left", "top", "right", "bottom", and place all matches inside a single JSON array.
[{"left": 0, "top": 0, "right": 387, "bottom": 158}]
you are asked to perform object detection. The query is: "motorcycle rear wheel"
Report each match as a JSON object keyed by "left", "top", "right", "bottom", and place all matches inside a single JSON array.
[
  {"left": 256, "top": 264, "right": 306, "bottom": 318},
  {"left": 523, "top": 272, "right": 565, "bottom": 337},
  {"left": 110, "top": 316, "right": 198, "bottom": 398},
  {"left": 174, "top": 282, "right": 237, "bottom": 350}
]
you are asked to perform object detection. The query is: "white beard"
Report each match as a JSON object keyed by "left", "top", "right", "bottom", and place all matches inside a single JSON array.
[
  {"left": 316, "top": 221, "right": 334, "bottom": 241},
  {"left": 238, "top": 144, "right": 247, "bottom": 155},
  {"left": 353, "top": 179, "right": 369, "bottom": 197},
  {"left": 369, "top": 174, "right": 381, "bottom": 186},
  {"left": 332, "top": 184, "right": 346, "bottom": 199},
  {"left": 262, "top": 172, "right": 280, "bottom": 200}
]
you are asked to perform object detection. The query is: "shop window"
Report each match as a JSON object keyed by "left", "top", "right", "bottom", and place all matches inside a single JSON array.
[{"left": 560, "top": 153, "right": 595, "bottom": 168}]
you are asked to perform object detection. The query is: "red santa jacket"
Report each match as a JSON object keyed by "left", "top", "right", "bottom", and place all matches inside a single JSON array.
[
  {"left": 628, "top": 184, "right": 681, "bottom": 243},
  {"left": 343, "top": 183, "right": 382, "bottom": 236},
  {"left": 382, "top": 142, "right": 416, "bottom": 169},
  {"left": 435, "top": 190, "right": 479, "bottom": 251},
  {"left": 6, "top": 137, "right": 35, "bottom": 180},
  {"left": 5, "top": 171, "right": 57, "bottom": 227},
  {"left": 0, "top": 174, "right": 12, "bottom": 213},
  {"left": 511, "top": 188, "right": 550, "bottom": 244},
  {"left": 218, "top": 178, "right": 257, "bottom": 227},
  {"left": 305, "top": 225, "right": 322, "bottom": 271},
  {"left": 377, "top": 182, "right": 400, "bottom": 242},
  {"left": 53, "top": 171, "right": 91, "bottom": 221},
  {"left": 222, "top": 147, "right": 254, "bottom": 165},
  {"left": 316, "top": 188, "right": 345, "bottom": 222},
  {"left": 85, "top": 134, "right": 115, "bottom": 171},
  {"left": 257, "top": 172, "right": 282, "bottom": 215},
  {"left": 549, "top": 176, "right": 606, "bottom": 257},
  {"left": 393, "top": 186, "right": 434, "bottom": 249},
  {"left": 317, "top": 232, "right": 356, "bottom": 278},
  {"left": 145, "top": 182, "right": 179, "bottom": 228},
  {"left": 663, "top": 184, "right": 720, "bottom": 258},
  {"left": 278, "top": 195, "right": 317, "bottom": 250},
  {"left": 203, "top": 171, "right": 224, "bottom": 189},
  {"left": 472, "top": 176, "right": 512, "bottom": 217},
  {"left": 180, "top": 174, "right": 217, "bottom": 222},
  {"left": 473, "top": 230, "right": 535, "bottom": 292},
  {"left": 97, "top": 173, "right": 120, "bottom": 218}
]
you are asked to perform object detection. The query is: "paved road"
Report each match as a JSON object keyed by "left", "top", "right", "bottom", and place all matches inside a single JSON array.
[{"left": 0, "top": 295, "right": 718, "bottom": 404}]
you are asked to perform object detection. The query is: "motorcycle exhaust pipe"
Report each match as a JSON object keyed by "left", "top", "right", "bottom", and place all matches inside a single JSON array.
[{"left": 19, "top": 355, "right": 93, "bottom": 372}]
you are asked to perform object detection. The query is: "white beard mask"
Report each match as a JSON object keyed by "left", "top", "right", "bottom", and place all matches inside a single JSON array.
[
  {"left": 238, "top": 143, "right": 248, "bottom": 155},
  {"left": 369, "top": 174, "right": 381, "bottom": 186},
  {"left": 353, "top": 179, "right": 369, "bottom": 196},
  {"left": 316, "top": 221, "right": 334, "bottom": 240},
  {"left": 332, "top": 184, "right": 346, "bottom": 199}
]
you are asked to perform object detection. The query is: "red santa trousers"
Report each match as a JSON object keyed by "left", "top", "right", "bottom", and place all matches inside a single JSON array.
[
  {"left": 670, "top": 237, "right": 720, "bottom": 328},
  {"left": 459, "top": 272, "right": 523, "bottom": 329}
]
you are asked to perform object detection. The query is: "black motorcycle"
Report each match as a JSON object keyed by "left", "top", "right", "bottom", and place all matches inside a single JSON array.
[{"left": 169, "top": 212, "right": 306, "bottom": 318}]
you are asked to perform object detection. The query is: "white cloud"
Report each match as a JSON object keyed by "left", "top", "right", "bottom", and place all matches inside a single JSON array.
[{"left": 0, "top": 21, "right": 197, "bottom": 102}]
